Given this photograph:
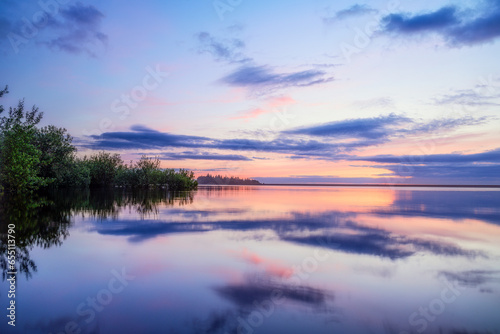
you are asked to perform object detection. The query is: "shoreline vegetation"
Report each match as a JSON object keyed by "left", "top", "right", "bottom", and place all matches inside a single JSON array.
[{"left": 0, "top": 86, "right": 197, "bottom": 194}]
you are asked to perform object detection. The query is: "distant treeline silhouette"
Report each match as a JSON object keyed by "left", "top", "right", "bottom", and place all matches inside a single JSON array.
[
  {"left": 0, "top": 85, "right": 197, "bottom": 193},
  {"left": 197, "top": 174, "right": 261, "bottom": 185}
]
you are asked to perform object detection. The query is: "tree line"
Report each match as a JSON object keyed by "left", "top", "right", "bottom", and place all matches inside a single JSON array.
[
  {"left": 0, "top": 86, "right": 197, "bottom": 193},
  {"left": 197, "top": 174, "right": 261, "bottom": 185}
]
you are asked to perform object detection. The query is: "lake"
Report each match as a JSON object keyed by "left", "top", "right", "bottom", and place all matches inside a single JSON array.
[{"left": 1, "top": 186, "right": 500, "bottom": 334}]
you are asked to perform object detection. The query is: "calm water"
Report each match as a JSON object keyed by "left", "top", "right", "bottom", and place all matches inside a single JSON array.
[{"left": 1, "top": 186, "right": 500, "bottom": 334}]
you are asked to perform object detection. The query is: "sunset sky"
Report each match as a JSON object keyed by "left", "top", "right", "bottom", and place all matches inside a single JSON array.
[{"left": 1, "top": 0, "right": 499, "bottom": 184}]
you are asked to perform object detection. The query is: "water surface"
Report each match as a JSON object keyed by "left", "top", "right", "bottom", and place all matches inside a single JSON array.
[{"left": 1, "top": 186, "right": 499, "bottom": 334}]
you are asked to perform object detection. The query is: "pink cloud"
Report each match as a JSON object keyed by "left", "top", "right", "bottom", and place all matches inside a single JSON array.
[{"left": 230, "top": 95, "right": 296, "bottom": 120}]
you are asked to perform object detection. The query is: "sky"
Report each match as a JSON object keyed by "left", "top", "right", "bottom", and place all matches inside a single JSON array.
[{"left": 0, "top": 0, "right": 499, "bottom": 184}]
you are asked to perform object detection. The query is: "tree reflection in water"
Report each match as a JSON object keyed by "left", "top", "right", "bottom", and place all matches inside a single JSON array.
[{"left": 0, "top": 188, "right": 194, "bottom": 280}]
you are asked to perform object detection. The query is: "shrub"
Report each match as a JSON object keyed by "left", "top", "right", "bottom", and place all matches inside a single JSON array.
[{"left": 85, "top": 152, "right": 123, "bottom": 187}]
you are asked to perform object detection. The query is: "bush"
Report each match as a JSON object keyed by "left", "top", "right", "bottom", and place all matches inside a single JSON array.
[
  {"left": 35, "top": 125, "right": 76, "bottom": 185},
  {"left": 0, "top": 97, "right": 47, "bottom": 192},
  {"left": 54, "top": 158, "right": 90, "bottom": 188},
  {"left": 113, "top": 156, "right": 198, "bottom": 190},
  {"left": 85, "top": 152, "right": 123, "bottom": 188}
]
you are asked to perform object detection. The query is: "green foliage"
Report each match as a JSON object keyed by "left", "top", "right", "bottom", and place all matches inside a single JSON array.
[
  {"left": 114, "top": 156, "right": 198, "bottom": 190},
  {"left": 0, "top": 86, "right": 7, "bottom": 112},
  {"left": 35, "top": 125, "right": 76, "bottom": 185},
  {"left": 53, "top": 158, "right": 91, "bottom": 188},
  {"left": 85, "top": 151, "right": 123, "bottom": 187},
  {"left": 0, "top": 98, "right": 47, "bottom": 192}
]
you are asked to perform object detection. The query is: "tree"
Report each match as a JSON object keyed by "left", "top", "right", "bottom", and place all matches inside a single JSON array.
[
  {"left": 35, "top": 125, "right": 77, "bottom": 186},
  {"left": 0, "top": 94, "right": 46, "bottom": 192},
  {"left": 85, "top": 152, "right": 123, "bottom": 187}
]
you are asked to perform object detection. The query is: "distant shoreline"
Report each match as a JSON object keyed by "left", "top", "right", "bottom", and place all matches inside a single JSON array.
[{"left": 199, "top": 183, "right": 500, "bottom": 188}]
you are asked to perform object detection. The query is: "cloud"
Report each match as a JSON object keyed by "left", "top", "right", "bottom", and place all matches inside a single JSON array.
[
  {"left": 284, "top": 114, "right": 409, "bottom": 139},
  {"left": 221, "top": 65, "right": 334, "bottom": 91},
  {"left": 85, "top": 124, "right": 339, "bottom": 155},
  {"left": 382, "top": 6, "right": 459, "bottom": 33},
  {"left": 353, "top": 148, "right": 500, "bottom": 184},
  {"left": 62, "top": 3, "right": 105, "bottom": 26},
  {"left": 284, "top": 114, "right": 487, "bottom": 142},
  {"left": 230, "top": 95, "right": 296, "bottom": 120},
  {"left": 43, "top": 3, "right": 107, "bottom": 56},
  {"left": 324, "top": 4, "right": 377, "bottom": 24},
  {"left": 161, "top": 152, "right": 252, "bottom": 161},
  {"left": 376, "top": 164, "right": 500, "bottom": 182},
  {"left": 211, "top": 137, "right": 334, "bottom": 153},
  {"left": 354, "top": 147, "right": 500, "bottom": 164},
  {"left": 407, "top": 115, "right": 488, "bottom": 134},
  {"left": 381, "top": 1, "right": 500, "bottom": 46},
  {"left": 195, "top": 31, "right": 249, "bottom": 63},
  {"left": 434, "top": 89, "right": 500, "bottom": 106},
  {"left": 190, "top": 167, "right": 236, "bottom": 172},
  {"left": 86, "top": 125, "right": 212, "bottom": 150},
  {"left": 0, "top": 2, "right": 107, "bottom": 55},
  {"left": 194, "top": 31, "right": 335, "bottom": 94},
  {"left": 84, "top": 114, "right": 491, "bottom": 167},
  {"left": 448, "top": 1, "right": 500, "bottom": 46}
]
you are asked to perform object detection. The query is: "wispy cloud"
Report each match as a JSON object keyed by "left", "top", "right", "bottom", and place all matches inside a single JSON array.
[
  {"left": 283, "top": 114, "right": 408, "bottom": 140},
  {"left": 87, "top": 125, "right": 211, "bottom": 150},
  {"left": 354, "top": 147, "right": 500, "bottom": 164},
  {"left": 195, "top": 31, "right": 249, "bottom": 63},
  {"left": 284, "top": 114, "right": 487, "bottom": 141},
  {"left": 230, "top": 95, "right": 296, "bottom": 120},
  {"left": 221, "top": 65, "right": 333, "bottom": 91},
  {"left": 161, "top": 152, "right": 252, "bottom": 161},
  {"left": 434, "top": 89, "right": 500, "bottom": 106},
  {"left": 84, "top": 124, "right": 337, "bottom": 155},
  {"left": 323, "top": 4, "right": 378, "bottom": 24},
  {"left": 0, "top": 2, "right": 107, "bottom": 55},
  {"left": 45, "top": 3, "right": 107, "bottom": 55},
  {"left": 194, "top": 30, "right": 335, "bottom": 95},
  {"left": 408, "top": 116, "right": 488, "bottom": 134},
  {"left": 354, "top": 148, "right": 500, "bottom": 183},
  {"left": 376, "top": 164, "right": 500, "bottom": 182},
  {"left": 381, "top": 0, "right": 500, "bottom": 46}
]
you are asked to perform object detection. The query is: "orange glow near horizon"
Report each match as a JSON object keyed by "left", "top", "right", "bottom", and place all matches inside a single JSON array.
[{"left": 191, "top": 186, "right": 397, "bottom": 216}]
